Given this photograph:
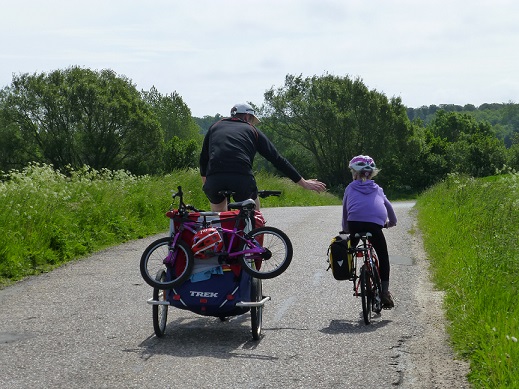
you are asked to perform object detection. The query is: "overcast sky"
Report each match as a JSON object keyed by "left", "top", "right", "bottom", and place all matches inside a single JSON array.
[{"left": 2, "top": 0, "right": 518, "bottom": 117}]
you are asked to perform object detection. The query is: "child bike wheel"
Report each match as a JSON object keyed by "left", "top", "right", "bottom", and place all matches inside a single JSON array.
[
  {"left": 152, "top": 270, "right": 168, "bottom": 337},
  {"left": 360, "top": 264, "right": 373, "bottom": 325},
  {"left": 240, "top": 226, "right": 293, "bottom": 279},
  {"left": 250, "top": 277, "right": 263, "bottom": 340},
  {"left": 371, "top": 266, "right": 382, "bottom": 314},
  {"left": 140, "top": 237, "right": 194, "bottom": 289}
]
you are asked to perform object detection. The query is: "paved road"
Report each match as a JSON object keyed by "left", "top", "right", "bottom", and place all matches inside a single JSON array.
[{"left": 0, "top": 203, "right": 468, "bottom": 388}]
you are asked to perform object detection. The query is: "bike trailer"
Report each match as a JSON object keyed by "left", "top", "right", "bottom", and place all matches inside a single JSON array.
[
  {"left": 163, "top": 209, "right": 267, "bottom": 316},
  {"left": 166, "top": 264, "right": 253, "bottom": 317}
]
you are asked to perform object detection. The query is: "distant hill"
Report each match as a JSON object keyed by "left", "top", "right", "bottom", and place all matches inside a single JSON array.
[{"left": 407, "top": 103, "right": 519, "bottom": 147}]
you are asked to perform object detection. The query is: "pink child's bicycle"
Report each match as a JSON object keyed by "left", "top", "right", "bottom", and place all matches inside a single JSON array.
[{"left": 140, "top": 186, "right": 293, "bottom": 290}]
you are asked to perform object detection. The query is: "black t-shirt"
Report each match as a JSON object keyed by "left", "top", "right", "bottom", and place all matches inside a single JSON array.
[{"left": 199, "top": 118, "right": 302, "bottom": 183}]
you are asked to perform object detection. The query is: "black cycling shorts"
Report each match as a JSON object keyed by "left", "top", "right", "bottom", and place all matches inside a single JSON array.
[{"left": 203, "top": 173, "right": 258, "bottom": 204}]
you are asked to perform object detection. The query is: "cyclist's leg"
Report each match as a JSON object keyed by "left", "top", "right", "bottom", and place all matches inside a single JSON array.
[
  {"left": 349, "top": 221, "right": 389, "bottom": 281},
  {"left": 346, "top": 221, "right": 363, "bottom": 248},
  {"left": 210, "top": 199, "right": 227, "bottom": 212},
  {"left": 230, "top": 174, "right": 258, "bottom": 205},
  {"left": 203, "top": 173, "right": 258, "bottom": 211},
  {"left": 367, "top": 226, "right": 390, "bottom": 282},
  {"left": 365, "top": 225, "right": 394, "bottom": 307},
  {"left": 203, "top": 175, "right": 228, "bottom": 211}
]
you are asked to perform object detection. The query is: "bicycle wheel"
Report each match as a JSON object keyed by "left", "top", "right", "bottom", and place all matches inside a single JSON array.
[
  {"left": 152, "top": 270, "right": 168, "bottom": 337},
  {"left": 140, "top": 237, "right": 194, "bottom": 289},
  {"left": 239, "top": 226, "right": 293, "bottom": 279},
  {"left": 370, "top": 256, "right": 382, "bottom": 314},
  {"left": 360, "top": 264, "right": 373, "bottom": 324},
  {"left": 250, "top": 277, "right": 263, "bottom": 340}
]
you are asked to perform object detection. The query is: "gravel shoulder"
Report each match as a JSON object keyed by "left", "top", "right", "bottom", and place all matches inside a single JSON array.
[{"left": 398, "top": 206, "right": 471, "bottom": 388}]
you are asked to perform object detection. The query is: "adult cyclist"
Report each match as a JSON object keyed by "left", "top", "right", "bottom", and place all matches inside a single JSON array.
[{"left": 200, "top": 102, "right": 326, "bottom": 212}]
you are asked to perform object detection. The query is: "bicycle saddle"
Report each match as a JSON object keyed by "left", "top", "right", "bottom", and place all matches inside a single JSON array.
[{"left": 228, "top": 198, "right": 256, "bottom": 210}]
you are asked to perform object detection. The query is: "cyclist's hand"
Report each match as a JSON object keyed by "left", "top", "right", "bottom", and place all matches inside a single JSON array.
[{"left": 298, "top": 178, "right": 326, "bottom": 193}]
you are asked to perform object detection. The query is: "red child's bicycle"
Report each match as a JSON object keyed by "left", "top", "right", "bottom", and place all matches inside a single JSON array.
[{"left": 350, "top": 232, "right": 383, "bottom": 324}]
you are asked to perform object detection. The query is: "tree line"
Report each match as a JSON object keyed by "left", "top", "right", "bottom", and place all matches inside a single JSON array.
[
  {"left": 1, "top": 67, "right": 518, "bottom": 197},
  {"left": 0, "top": 67, "right": 201, "bottom": 176}
]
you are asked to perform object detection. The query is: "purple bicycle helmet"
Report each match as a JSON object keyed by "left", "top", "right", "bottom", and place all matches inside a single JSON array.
[{"left": 349, "top": 155, "right": 377, "bottom": 177}]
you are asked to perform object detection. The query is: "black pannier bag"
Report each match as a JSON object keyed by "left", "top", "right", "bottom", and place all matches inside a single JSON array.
[{"left": 327, "top": 235, "right": 353, "bottom": 280}]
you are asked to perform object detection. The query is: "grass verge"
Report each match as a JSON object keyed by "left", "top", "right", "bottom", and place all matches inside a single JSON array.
[
  {"left": 415, "top": 173, "right": 519, "bottom": 388},
  {"left": 0, "top": 164, "right": 340, "bottom": 286}
]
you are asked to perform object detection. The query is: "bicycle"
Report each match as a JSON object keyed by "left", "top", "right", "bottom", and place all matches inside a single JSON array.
[
  {"left": 348, "top": 232, "right": 383, "bottom": 325},
  {"left": 140, "top": 186, "right": 293, "bottom": 290}
]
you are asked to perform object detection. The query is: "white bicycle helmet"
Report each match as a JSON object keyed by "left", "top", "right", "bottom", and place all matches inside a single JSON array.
[
  {"left": 349, "top": 155, "right": 377, "bottom": 177},
  {"left": 230, "top": 103, "right": 260, "bottom": 125}
]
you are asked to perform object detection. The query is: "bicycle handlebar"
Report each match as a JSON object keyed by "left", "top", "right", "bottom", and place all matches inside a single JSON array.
[
  {"left": 258, "top": 190, "right": 281, "bottom": 198},
  {"left": 171, "top": 186, "right": 204, "bottom": 213},
  {"left": 172, "top": 186, "right": 282, "bottom": 214},
  {"left": 172, "top": 185, "right": 183, "bottom": 199}
]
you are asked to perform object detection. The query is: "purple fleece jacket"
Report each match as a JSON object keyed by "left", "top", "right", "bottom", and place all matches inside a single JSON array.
[{"left": 342, "top": 179, "right": 397, "bottom": 233}]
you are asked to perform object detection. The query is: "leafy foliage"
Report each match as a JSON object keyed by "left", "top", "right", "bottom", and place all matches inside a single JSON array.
[
  {"left": 0, "top": 112, "right": 35, "bottom": 171},
  {"left": 141, "top": 87, "right": 203, "bottom": 172},
  {"left": 408, "top": 102, "right": 519, "bottom": 148},
  {"left": 1, "top": 66, "right": 518, "bottom": 195},
  {"left": 141, "top": 86, "right": 202, "bottom": 142},
  {"left": 164, "top": 136, "right": 200, "bottom": 171},
  {"left": 1, "top": 67, "right": 165, "bottom": 174},
  {"left": 260, "top": 73, "right": 414, "bottom": 194},
  {"left": 409, "top": 111, "right": 508, "bottom": 187},
  {"left": 194, "top": 114, "right": 224, "bottom": 134}
]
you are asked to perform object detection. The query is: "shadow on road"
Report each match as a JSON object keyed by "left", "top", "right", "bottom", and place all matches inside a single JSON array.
[
  {"left": 130, "top": 313, "right": 280, "bottom": 361},
  {"left": 319, "top": 318, "right": 391, "bottom": 335}
]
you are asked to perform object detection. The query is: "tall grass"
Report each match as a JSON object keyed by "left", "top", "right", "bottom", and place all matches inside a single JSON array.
[
  {"left": 416, "top": 173, "right": 519, "bottom": 388},
  {"left": 0, "top": 164, "right": 340, "bottom": 286}
]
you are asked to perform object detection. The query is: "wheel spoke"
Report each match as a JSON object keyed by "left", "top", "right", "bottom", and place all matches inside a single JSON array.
[{"left": 240, "top": 227, "right": 293, "bottom": 279}]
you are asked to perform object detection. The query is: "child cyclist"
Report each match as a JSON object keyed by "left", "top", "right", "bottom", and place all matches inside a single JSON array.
[{"left": 342, "top": 155, "right": 397, "bottom": 309}]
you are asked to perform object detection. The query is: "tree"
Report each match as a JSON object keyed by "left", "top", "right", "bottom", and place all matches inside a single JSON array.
[
  {"left": 141, "top": 87, "right": 202, "bottom": 142},
  {"left": 163, "top": 136, "right": 200, "bottom": 171},
  {"left": 0, "top": 110, "right": 37, "bottom": 172},
  {"left": 140, "top": 87, "right": 203, "bottom": 173},
  {"left": 401, "top": 125, "right": 450, "bottom": 191},
  {"left": 194, "top": 114, "right": 224, "bottom": 134},
  {"left": 1, "top": 67, "right": 164, "bottom": 174},
  {"left": 428, "top": 110, "right": 478, "bottom": 142},
  {"left": 428, "top": 111, "right": 506, "bottom": 177},
  {"left": 261, "top": 73, "right": 414, "bottom": 192},
  {"left": 507, "top": 132, "right": 519, "bottom": 170}
]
